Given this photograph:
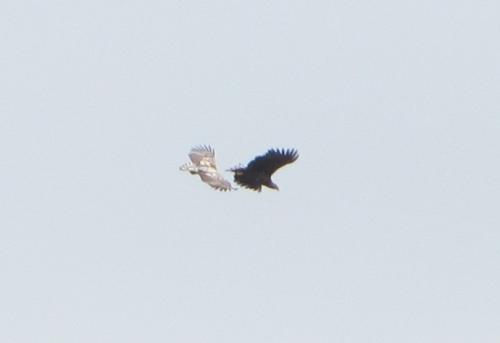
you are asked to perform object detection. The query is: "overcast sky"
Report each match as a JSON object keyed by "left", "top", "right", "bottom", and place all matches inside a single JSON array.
[{"left": 1, "top": 0, "right": 499, "bottom": 342}]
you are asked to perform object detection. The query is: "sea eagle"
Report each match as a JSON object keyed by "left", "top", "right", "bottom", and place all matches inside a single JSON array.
[
  {"left": 229, "top": 148, "right": 298, "bottom": 192},
  {"left": 179, "top": 145, "right": 235, "bottom": 191}
]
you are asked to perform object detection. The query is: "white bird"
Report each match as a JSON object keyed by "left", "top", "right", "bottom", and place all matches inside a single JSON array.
[{"left": 179, "top": 145, "right": 236, "bottom": 191}]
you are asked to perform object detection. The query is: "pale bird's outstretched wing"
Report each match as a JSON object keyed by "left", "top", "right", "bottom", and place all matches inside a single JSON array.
[
  {"left": 199, "top": 171, "right": 235, "bottom": 191},
  {"left": 188, "top": 145, "right": 216, "bottom": 168}
]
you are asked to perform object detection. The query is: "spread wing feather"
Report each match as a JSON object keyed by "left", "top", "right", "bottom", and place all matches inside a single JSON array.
[
  {"left": 199, "top": 172, "right": 234, "bottom": 191},
  {"left": 246, "top": 148, "right": 299, "bottom": 176},
  {"left": 189, "top": 145, "right": 216, "bottom": 168}
]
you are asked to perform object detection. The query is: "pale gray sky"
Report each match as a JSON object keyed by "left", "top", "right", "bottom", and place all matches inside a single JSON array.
[{"left": 1, "top": 0, "right": 499, "bottom": 342}]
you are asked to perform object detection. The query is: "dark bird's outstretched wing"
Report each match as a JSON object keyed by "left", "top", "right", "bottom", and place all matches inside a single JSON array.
[{"left": 245, "top": 148, "right": 299, "bottom": 176}]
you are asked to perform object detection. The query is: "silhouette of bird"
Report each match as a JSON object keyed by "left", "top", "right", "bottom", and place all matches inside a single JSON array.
[
  {"left": 229, "top": 148, "right": 298, "bottom": 192},
  {"left": 179, "top": 145, "right": 235, "bottom": 191}
]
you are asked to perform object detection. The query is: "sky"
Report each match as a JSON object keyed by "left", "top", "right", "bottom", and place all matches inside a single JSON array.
[{"left": 1, "top": 0, "right": 499, "bottom": 342}]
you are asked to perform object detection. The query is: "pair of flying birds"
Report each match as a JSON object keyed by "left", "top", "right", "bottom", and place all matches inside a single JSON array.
[{"left": 179, "top": 145, "right": 299, "bottom": 192}]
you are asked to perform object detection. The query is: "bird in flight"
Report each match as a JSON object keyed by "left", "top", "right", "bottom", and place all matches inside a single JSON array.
[
  {"left": 179, "top": 145, "right": 236, "bottom": 191},
  {"left": 228, "top": 148, "right": 299, "bottom": 192}
]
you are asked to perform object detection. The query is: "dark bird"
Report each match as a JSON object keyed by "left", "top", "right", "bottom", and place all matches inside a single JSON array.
[{"left": 229, "top": 148, "right": 299, "bottom": 192}]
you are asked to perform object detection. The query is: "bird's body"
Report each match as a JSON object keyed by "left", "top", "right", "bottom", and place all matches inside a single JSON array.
[
  {"left": 179, "top": 145, "right": 235, "bottom": 191},
  {"left": 229, "top": 148, "right": 298, "bottom": 192}
]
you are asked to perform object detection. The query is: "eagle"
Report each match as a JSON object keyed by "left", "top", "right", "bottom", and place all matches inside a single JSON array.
[
  {"left": 229, "top": 148, "right": 299, "bottom": 192},
  {"left": 179, "top": 145, "right": 235, "bottom": 191}
]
